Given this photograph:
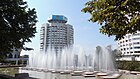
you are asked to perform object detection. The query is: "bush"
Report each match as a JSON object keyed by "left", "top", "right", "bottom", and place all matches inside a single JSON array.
[{"left": 117, "top": 61, "right": 140, "bottom": 71}]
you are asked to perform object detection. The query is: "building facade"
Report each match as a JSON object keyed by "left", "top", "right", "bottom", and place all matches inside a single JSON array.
[
  {"left": 40, "top": 15, "right": 74, "bottom": 52},
  {"left": 117, "top": 31, "right": 140, "bottom": 61}
]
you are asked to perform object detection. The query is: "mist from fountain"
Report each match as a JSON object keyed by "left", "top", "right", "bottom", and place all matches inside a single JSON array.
[
  {"left": 94, "top": 46, "right": 116, "bottom": 72},
  {"left": 27, "top": 45, "right": 116, "bottom": 72}
]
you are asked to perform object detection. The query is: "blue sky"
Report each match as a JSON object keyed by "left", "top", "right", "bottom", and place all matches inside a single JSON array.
[{"left": 22, "top": 0, "right": 117, "bottom": 54}]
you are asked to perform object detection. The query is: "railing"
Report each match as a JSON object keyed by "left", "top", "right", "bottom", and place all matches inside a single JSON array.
[{"left": 6, "top": 58, "right": 28, "bottom": 61}]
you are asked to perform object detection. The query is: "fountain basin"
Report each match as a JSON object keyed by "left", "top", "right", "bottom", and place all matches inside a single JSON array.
[
  {"left": 83, "top": 71, "right": 95, "bottom": 74},
  {"left": 35, "top": 68, "right": 45, "bottom": 72},
  {"left": 48, "top": 69, "right": 55, "bottom": 72},
  {"left": 100, "top": 73, "right": 121, "bottom": 79},
  {"left": 130, "top": 71, "right": 140, "bottom": 75},
  {"left": 71, "top": 70, "right": 83, "bottom": 76},
  {"left": 96, "top": 72, "right": 108, "bottom": 76},
  {"left": 82, "top": 71, "right": 97, "bottom": 77},
  {"left": 51, "top": 70, "right": 62, "bottom": 73},
  {"left": 83, "top": 74, "right": 95, "bottom": 77},
  {"left": 60, "top": 70, "right": 71, "bottom": 74}
]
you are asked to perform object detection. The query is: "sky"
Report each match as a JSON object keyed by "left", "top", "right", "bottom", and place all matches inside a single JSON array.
[{"left": 21, "top": 0, "right": 117, "bottom": 55}]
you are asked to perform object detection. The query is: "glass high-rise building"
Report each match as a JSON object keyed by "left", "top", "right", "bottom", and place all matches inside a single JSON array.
[{"left": 40, "top": 15, "right": 74, "bottom": 52}]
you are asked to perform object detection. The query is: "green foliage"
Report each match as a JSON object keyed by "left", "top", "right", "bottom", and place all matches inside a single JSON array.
[
  {"left": 0, "top": 54, "right": 6, "bottom": 62},
  {"left": 0, "top": 0, "right": 37, "bottom": 53},
  {"left": 82, "top": 0, "right": 140, "bottom": 40},
  {"left": 117, "top": 61, "right": 140, "bottom": 71},
  {"left": 0, "top": 68, "right": 19, "bottom": 76}
]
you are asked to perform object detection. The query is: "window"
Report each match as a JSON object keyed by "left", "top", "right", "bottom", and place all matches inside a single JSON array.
[
  {"left": 133, "top": 42, "right": 140, "bottom": 44},
  {"left": 134, "top": 51, "right": 140, "bottom": 53},
  {"left": 124, "top": 48, "right": 126, "bottom": 50},
  {"left": 134, "top": 47, "right": 140, "bottom": 49},
  {"left": 133, "top": 38, "right": 140, "bottom": 40}
]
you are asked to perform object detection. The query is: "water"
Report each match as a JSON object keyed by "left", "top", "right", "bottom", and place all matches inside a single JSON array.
[
  {"left": 19, "top": 69, "right": 96, "bottom": 79},
  {"left": 28, "top": 45, "right": 116, "bottom": 72},
  {"left": 1, "top": 68, "right": 140, "bottom": 79}
]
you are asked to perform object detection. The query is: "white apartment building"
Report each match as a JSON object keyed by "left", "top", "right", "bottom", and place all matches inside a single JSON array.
[
  {"left": 40, "top": 15, "right": 74, "bottom": 52},
  {"left": 117, "top": 31, "right": 140, "bottom": 61}
]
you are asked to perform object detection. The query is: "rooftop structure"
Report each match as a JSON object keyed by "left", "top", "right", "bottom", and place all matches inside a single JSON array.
[{"left": 48, "top": 15, "right": 67, "bottom": 23}]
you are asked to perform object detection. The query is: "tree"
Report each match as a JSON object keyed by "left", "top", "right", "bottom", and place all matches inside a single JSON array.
[
  {"left": 113, "top": 49, "right": 122, "bottom": 59},
  {"left": 0, "top": 0, "right": 37, "bottom": 53},
  {"left": 82, "top": 0, "right": 140, "bottom": 40}
]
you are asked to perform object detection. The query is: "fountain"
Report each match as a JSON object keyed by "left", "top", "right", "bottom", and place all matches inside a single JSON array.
[
  {"left": 27, "top": 45, "right": 117, "bottom": 73},
  {"left": 19, "top": 45, "right": 124, "bottom": 79},
  {"left": 94, "top": 46, "right": 116, "bottom": 72}
]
